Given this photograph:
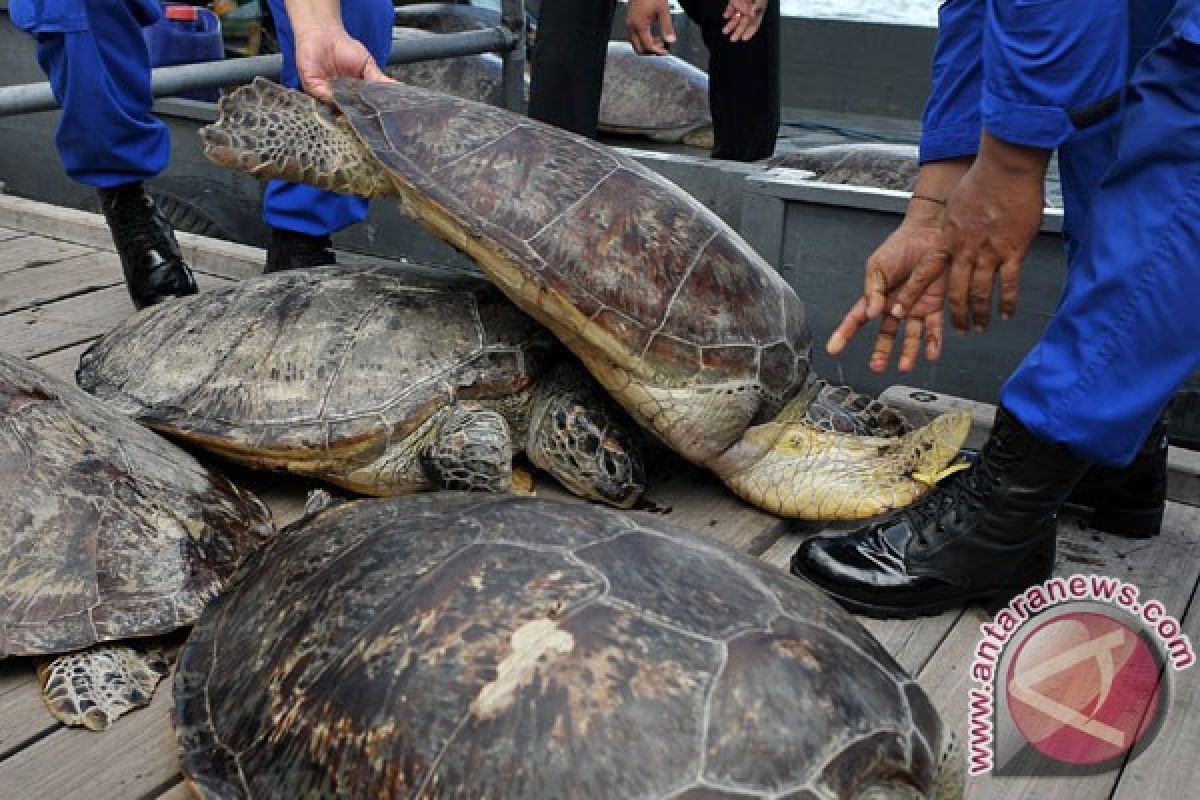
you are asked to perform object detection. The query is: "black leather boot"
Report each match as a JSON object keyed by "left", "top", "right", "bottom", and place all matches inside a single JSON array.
[
  {"left": 1064, "top": 414, "right": 1168, "bottom": 538},
  {"left": 790, "top": 406, "right": 1090, "bottom": 619},
  {"left": 264, "top": 228, "right": 336, "bottom": 273},
  {"left": 98, "top": 183, "right": 198, "bottom": 310}
]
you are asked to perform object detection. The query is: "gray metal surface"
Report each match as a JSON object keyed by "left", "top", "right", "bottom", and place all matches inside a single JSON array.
[{"left": 0, "top": 27, "right": 519, "bottom": 117}]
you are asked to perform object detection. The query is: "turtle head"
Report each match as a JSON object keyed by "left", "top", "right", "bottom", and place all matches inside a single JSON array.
[
  {"left": 526, "top": 365, "right": 645, "bottom": 509},
  {"left": 200, "top": 78, "right": 395, "bottom": 198}
]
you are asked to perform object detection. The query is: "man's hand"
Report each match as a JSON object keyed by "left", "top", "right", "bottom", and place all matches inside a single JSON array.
[
  {"left": 627, "top": 0, "right": 676, "bottom": 55},
  {"left": 893, "top": 133, "right": 1049, "bottom": 333},
  {"left": 826, "top": 158, "right": 970, "bottom": 372},
  {"left": 283, "top": 0, "right": 390, "bottom": 104},
  {"left": 722, "top": 0, "right": 767, "bottom": 42}
]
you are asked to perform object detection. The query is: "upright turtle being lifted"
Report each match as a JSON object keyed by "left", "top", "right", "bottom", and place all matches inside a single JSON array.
[
  {"left": 599, "top": 41, "right": 713, "bottom": 148},
  {"left": 77, "top": 266, "right": 645, "bottom": 507},
  {"left": 174, "top": 492, "right": 964, "bottom": 799},
  {"left": 201, "top": 78, "right": 970, "bottom": 520},
  {"left": 0, "top": 352, "right": 271, "bottom": 730}
]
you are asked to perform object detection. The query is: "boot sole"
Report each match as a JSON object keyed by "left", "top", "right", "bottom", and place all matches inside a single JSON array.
[{"left": 821, "top": 587, "right": 1027, "bottom": 620}]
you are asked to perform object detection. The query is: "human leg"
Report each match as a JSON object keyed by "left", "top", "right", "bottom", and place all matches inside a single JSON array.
[
  {"left": 26, "top": 0, "right": 195, "bottom": 307},
  {"left": 262, "top": 0, "right": 393, "bottom": 270},
  {"left": 526, "top": 0, "right": 616, "bottom": 137},
  {"left": 681, "top": 0, "right": 780, "bottom": 161}
]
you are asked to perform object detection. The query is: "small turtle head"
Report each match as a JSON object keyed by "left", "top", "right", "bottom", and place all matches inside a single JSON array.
[{"left": 526, "top": 366, "right": 645, "bottom": 509}]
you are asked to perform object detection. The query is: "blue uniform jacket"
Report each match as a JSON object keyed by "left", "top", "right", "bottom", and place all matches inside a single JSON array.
[{"left": 920, "top": 0, "right": 1132, "bottom": 162}]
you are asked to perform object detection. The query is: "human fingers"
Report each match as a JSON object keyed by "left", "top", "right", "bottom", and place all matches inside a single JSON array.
[
  {"left": 967, "top": 256, "right": 998, "bottom": 332},
  {"left": 892, "top": 247, "right": 949, "bottom": 319},
  {"left": 869, "top": 315, "right": 900, "bottom": 373},
  {"left": 945, "top": 250, "right": 976, "bottom": 333},
  {"left": 863, "top": 256, "right": 891, "bottom": 320},
  {"left": 998, "top": 256, "right": 1021, "bottom": 321},
  {"left": 896, "top": 317, "right": 924, "bottom": 373},
  {"left": 923, "top": 307, "right": 944, "bottom": 363},
  {"left": 826, "top": 296, "right": 870, "bottom": 355}
]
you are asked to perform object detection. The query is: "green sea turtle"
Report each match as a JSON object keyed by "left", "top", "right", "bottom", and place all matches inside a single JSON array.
[
  {"left": 174, "top": 492, "right": 964, "bottom": 799},
  {"left": 599, "top": 41, "right": 713, "bottom": 148},
  {"left": 0, "top": 351, "right": 271, "bottom": 730},
  {"left": 199, "top": 78, "right": 970, "bottom": 520},
  {"left": 387, "top": 27, "right": 508, "bottom": 107},
  {"left": 76, "top": 266, "right": 645, "bottom": 507},
  {"left": 768, "top": 144, "right": 920, "bottom": 191},
  {"left": 394, "top": 2, "right": 537, "bottom": 56}
]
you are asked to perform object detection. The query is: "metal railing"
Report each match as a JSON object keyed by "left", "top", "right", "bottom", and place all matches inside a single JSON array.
[{"left": 0, "top": 0, "right": 527, "bottom": 117}]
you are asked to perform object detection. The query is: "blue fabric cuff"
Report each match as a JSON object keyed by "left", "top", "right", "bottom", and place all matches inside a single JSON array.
[
  {"left": 919, "top": 122, "right": 981, "bottom": 164},
  {"left": 982, "top": 91, "right": 1074, "bottom": 150}
]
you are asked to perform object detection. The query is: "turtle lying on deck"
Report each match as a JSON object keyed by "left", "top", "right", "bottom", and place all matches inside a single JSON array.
[
  {"left": 200, "top": 78, "right": 970, "bottom": 520},
  {"left": 76, "top": 266, "right": 645, "bottom": 507},
  {"left": 768, "top": 143, "right": 920, "bottom": 191},
  {"left": 0, "top": 352, "right": 271, "bottom": 730},
  {"left": 174, "top": 493, "right": 964, "bottom": 799}
]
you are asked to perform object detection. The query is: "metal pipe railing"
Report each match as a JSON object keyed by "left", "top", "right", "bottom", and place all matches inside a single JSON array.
[
  {"left": 0, "top": 15, "right": 523, "bottom": 117},
  {"left": 500, "top": 0, "right": 528, "bottom": 113}
]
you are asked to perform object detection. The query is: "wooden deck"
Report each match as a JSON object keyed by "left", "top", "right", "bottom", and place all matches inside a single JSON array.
[{"left": 0, "top": 194, "right": 1196, "bottom": 800}]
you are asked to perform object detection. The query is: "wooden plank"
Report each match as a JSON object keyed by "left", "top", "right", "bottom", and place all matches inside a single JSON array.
[
  {"left": 760, "top": 534, "right": 963, "bottom": 676},
  {"left": 29, "top": 342, "right": 95, "bottom": 382},
  {"left": 1110, "top": 574, "right": 1200, "bottom": 799},
  {"left": 920, "top": 503, "right": 1200, "bottom": 799},
  {"left": 636, "top": 460, "right": 788, "bottom": 555},
  {"left": 0, "top": 235, "right": 95, "bottom": 276},
  {"left": 155, "top": 781, "right": 192, "bottom": 800},
  {"left": 0, "top": 252, "right": 123, "bottom": 314},
  {"left": 0, "top": 285, "right": 133, "bottom": 358},
  {"left": 0, "top": 672, "right": 180, "bottom": 800},
  {"left": 0, "top": 664, "right": 58, "bottom": 761}
]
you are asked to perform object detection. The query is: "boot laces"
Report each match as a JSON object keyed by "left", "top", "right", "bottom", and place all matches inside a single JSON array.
[{"left": 907, "top": 427, "right": 1016, "bottom": 549}]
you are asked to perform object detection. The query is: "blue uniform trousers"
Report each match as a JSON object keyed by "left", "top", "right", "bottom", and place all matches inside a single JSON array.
[
  {"left": 11, "top": 0, "right": 169, "bottom": 188},
  {"left": 1003, "top": 0, "right": 1200, "bottom": 465},
  {"left": 262, "top": 0, "right": 393, "bottom": 235}
]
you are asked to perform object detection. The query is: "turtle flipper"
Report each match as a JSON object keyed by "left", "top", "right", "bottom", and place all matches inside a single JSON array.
[
  {"left": 37, "top": 643, "right": 170, "bottom": 731},
  {"left": 713, "top": 410, "right": 971, "bottom": 520},
  {"left": 422, "top": 404, "right": 514, "bottom": 493},
  {"left": 802, "top": 378, "right": 914, "bottom": 437},
  {"left": 200, "top": 78, "right": 394, "bottom": 198}
]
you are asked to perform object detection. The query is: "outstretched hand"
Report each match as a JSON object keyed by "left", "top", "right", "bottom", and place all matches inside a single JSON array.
[
  {"left": 827, "top": 211, "right": 948, "bottom": 372},
  {"left": 293, "top": 25, "right": 391, "bottom": 104},
  {"left": 825, "top": 158, "right": 970, "bottom": 372},
  {"left": 627, "top": 0, "right": 676, "bottom": 55},
  {"left": 892, "top": 133, "right": 1049, "bottom": 333}
]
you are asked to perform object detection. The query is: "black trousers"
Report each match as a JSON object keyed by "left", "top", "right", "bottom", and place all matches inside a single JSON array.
[{"left": 527, "top": 0, "right": 780, "bottom": 162}]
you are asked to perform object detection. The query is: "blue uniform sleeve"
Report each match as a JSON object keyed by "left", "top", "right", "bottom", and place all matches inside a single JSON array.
[
  {"left": 920, "top": 0, "right": 984, "bottom": 163},
  {"left": 982, "top": 0, "right": 1127, "bottom": 150}
]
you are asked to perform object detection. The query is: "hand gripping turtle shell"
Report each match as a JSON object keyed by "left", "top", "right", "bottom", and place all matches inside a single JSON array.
[
  {"left": 174, "top": 493, "right": 963, "bottom": 799},
  {"left": 76, "top": 265, "right": 645, "bottom": 507},
  {"left": 200, "top": 78, "right": 970, "bottom": 520},
  {"left": 0, "top": 352, "right": 272, "bottom": 731}
]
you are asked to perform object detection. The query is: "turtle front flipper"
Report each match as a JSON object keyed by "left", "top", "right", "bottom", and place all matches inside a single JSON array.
[
  {"left": 36, "top": 643, "right": 170, "bottom": 731},
  {"left": 802, "top": 377, "right": 914, "bottom": 438},
  {"left": 199, "top": 78, "right": 395, "bottom": 199},
  {"left": 421, "top": 404, "right": 514, "bottom": 493},
  {"left": 712, "top": 411, "right": 971, "bottom": 520}
]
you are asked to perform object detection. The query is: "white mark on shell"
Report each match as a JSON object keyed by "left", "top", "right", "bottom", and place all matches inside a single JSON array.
[{"left": 471, "top": 618, "right": 574, "bottom": 719}]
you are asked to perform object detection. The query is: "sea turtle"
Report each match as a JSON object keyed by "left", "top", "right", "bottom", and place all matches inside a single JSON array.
[
  {"left": 0, "top": 351, "right": 271, "bottom": 730},
  {"left": 599, "top": 41, "right": 713, "bottom": 149},
  {"left": 767, "top": 144, "right": 920, "bottom": 192},
  {"left": 200, "top": 78, "right": 970, "bottom": 520},
  {"left": 387, "top": 28, "right": 508, "bottom": 107},
  {"left": 174, "top": 492, "right": 964, "bottom": 799},
  {"left": 76, "top": 265, "right": 645, "bottom": 507},
  {"left": 388, "top": 25, "right": 714, "bottom": 149}
]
